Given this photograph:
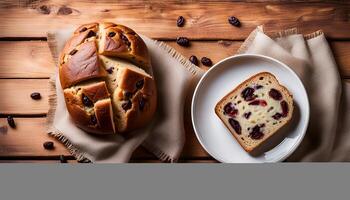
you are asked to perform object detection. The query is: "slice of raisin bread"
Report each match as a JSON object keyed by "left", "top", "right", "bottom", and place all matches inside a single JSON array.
[{"left": 215, "top": 72, "right": 293, "bottom": 153}]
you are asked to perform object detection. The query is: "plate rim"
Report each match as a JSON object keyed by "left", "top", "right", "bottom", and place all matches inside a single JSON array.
[{"left": 191, "top": 54, "right": 310, "bottom": 163}]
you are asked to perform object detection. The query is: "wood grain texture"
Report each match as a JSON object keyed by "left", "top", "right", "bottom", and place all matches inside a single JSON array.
[
  {"left": 0, "top": 41, "right": 55, "bottom": 78},
  {"left": 0, "top": 1, "right": 349, "bottom": 39},
  {"left": 0, "top": 159, "right": 216, "bottom": 163},
  {"left": 0, "top": 0, "right": 349, "bottom": 163},
  {"left": 0, "top": 117, "right": 210, "bottom": 159},
  {"left": 0, "top": 79, "right": 49, "bottom": 115},
  {"left": 131, "top": 159, "right": 218, "bottom": 163},
  {"left": 0, "top": 118, "right": 71, "bottom": 157},
  {"left": 1, "top": 41, "right": 350, "bottom": 78},
  {"left": 2, "top": 68, "right": 348, "bottom": 160},
  {"left": 0, "top": 159, "right": 78, "bottom": 163},
  {"left": 331, "top": 41, "right": 350, "bottom": 78}
]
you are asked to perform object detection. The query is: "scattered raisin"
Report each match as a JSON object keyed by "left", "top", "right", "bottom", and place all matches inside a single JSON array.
[
  {"left": 139, "top": 97, "right": 146, "bottom": 111},
  {"left": 241, "top": 87, "right": 255, "bottom": 101},
  {"left": 82, "top": 95, "right": 93, "bottom": 107},
  {"left": 176, "top": 37, "right": 190, "bottom": 47},
  {"left": 30, "top": 92, "right": 41, "bottom": 100},
  {"left": 281, "top": 101, "right": 289, "bottom": 117},
  {"left": 269, "top": 88, "right": 282, "bottom": 101},
  {"left": 243, "top": 112, "right": 252, "bottom": 119},
  {"left": 228, "top": 16, "right": 241, "bottom": 27},
  {"left": 106, "top": 67, "right": 114, "bottom": 74},
  {"left": 7, "top": 116, "right": 16, "bottom": 128},
  {"left": 228, "top": 118, "right": 241, "bottom": 135},
  {"left": 43, "top": 141, "right": 54, "bottom": 150},
  {"left": 189, "top": 55, "right": 198, "bottom": 66},
  {"left": 201, "top": 57, "right": 212, "bottom": 66},
  {"left": 80, "top": 27, "right": 88, "bottom": 32},
  {"left": 136, "top": 79, "right": 144, "bottom": 89},
  {"left": 177, "top": 16, "right": 185, "bottom": 27},
  {"left": 108, "top": 32, "right": 116, "bottom": 37},
  {"left": 69, "top": 49, "right": 78, "bottom": 55},
  {"left": 122, "top": 100, "right": 132, "bottom": 111},
  {"left": 60, "top": 155, "right": 67, "bottom": 163}
]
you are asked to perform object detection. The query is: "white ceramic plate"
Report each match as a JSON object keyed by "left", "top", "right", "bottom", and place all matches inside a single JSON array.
[{"left": 191, "top": 54, "right": 309, "bottom": 163}]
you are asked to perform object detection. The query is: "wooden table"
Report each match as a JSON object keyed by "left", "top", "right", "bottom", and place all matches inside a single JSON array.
[{"left": 0, "top": 0, "right": 349, "bottom": 163}]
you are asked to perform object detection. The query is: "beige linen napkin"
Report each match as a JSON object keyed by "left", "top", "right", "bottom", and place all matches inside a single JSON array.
[
  {"left": 238, "top": 26, "right": 350, "bottom": 161},
  {"left": 47, "top": 29, "right": 204, "bottom": 163}
]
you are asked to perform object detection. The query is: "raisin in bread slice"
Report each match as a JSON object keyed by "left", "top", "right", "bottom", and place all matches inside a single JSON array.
[{"left": 215, "top": 72, "right": 293, "bottom": 152}]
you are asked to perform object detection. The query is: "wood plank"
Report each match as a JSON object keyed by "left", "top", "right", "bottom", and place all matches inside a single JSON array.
[
  {"left": 0, "top": 41, "right": 55, "bottom": 78},
  {"left": 170, "top": 40, "right": 350, "bottom": 78},
  {"left": 0, "top": 117, "right": 210, "bottom": 159},
  {"left": 0, "top": 159, "right": 215, "bottom": 163},
  {"left": 331, "top": 41, "right": 350, "bottom": 78},
  {"left": 0, "top": 159, "right": 78, "bottom": 163},
  {"left": 0, "top": 1, "right": 349, "bottom": 39},
  {"left": 6, "top": 65, "right": 349, "bottom": 161},
  {"left": 0, "top": 40, "right": 348, "bottom": 160},
  {"left": 1, "top": 41, "right": 350, "bottom": 78},
  {"left": 0, "top": 79, "right": 49, "bottom": 115},
  {"left": 131, "top": 159, "right": 217, "bottom": 163},
  {"left": 0, "top": 117, "right": 71, "bottom": 157}
]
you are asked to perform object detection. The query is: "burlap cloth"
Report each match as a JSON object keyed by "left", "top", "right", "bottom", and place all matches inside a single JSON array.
[
  {"left": 47, "top": 28, "right": 204, "bottom": 163},
  {"left": 47, "top": 25, "right": 350, "bottom": 162}
]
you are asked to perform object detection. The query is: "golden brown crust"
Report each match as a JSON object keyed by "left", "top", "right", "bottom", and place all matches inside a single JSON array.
[
  {"left": 74, "top": 23, "right": 99, "bottom": 34},
  {"left": 94, "top": 99, "right": 116, "bottom": 133},
  {"left": 63, "top": 87, "right": 115, "bottom": 134},
  {"left": 116, "top": 67, "right": 153, "bottom": 95},
  {"left": 59, "top": 41, "right": 107, "bottom": 89},
  {"left": 82, "top": 81, "right": 110, "bottom": 102},
  {"left": 60, "top": 23, "right": 99, "bottom": 64},
  {"left": 98, "top": 23, "right": 151, "bottom": 72},
  {"left": 63, "top": 89, "right": 97, "bottom": 132},
  {"left": 214, "top": 72, "right": 293, "bottom": 153},
  {"left": 59, "top": 22, "right": 157, "bottom": 135},
  {"left": 113, "top": 67, "right": 157, "bottom": 132},
  {"left": 124, "top": 90, "right": 157, "bottom": 131}
]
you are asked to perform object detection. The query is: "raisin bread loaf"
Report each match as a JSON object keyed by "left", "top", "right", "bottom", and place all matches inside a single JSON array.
[
  {"left": 215, "top": 72, "right": 293, "bottom": 152},
  {"left": 59, "top": 22, "right": 157, "bottom": 135}
]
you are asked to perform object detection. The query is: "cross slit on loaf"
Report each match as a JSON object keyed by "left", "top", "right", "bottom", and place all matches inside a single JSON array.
[{"left": 59, "top": 22, "right": 157, "bottom": 135}]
